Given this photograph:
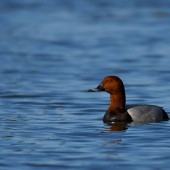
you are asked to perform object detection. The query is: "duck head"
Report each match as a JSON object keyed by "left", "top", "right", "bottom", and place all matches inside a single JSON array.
[{"left": 88, "top": 76, "right": 125, "bottom": 95}]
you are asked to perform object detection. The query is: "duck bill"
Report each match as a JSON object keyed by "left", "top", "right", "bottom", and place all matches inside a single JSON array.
[{"left": 88, "top": 82, "right": 105, "bottom": 92}]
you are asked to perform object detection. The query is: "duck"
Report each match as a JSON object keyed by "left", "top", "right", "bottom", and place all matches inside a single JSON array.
[{"left": 88, "top": 76, "right": 169, "bottom": 123}]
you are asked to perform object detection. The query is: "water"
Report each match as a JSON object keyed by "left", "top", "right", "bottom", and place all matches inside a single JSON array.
[{"left": 1, "top": 0, "right": 170, "bottom": 169}]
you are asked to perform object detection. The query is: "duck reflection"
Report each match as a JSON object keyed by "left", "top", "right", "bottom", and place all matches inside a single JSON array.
[{"left": 105, "top": 122, "right": 128, "bottom": 132}]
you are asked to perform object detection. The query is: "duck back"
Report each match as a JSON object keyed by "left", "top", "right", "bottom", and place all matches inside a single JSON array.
[{"left": 127, "top": 105, "right": 168, "bottom": 123}]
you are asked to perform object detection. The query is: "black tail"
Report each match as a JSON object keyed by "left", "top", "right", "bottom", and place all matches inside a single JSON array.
[{"left": 162, "top": 109, "right": 169, "bottom": 121}]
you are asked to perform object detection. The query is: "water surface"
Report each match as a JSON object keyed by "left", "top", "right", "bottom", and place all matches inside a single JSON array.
[{"left": 0, "top": 0, "right": 170, "bottom": 169}]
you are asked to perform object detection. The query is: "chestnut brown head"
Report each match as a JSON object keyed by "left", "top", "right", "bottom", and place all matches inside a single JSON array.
[{"left": 88, "top": 76, "right": 125, "bottom": 95}]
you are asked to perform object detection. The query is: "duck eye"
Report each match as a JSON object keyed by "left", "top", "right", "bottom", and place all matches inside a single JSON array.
[{"left": 108, "top": 78, "right": 112, "bottom": 82}]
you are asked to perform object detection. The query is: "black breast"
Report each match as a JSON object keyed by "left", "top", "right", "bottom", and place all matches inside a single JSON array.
[{"left": 103, "top": 110, "right": 133, "bottom": 123}]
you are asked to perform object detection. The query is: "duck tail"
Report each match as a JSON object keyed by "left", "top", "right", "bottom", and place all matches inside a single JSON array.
[{"left": 162, "top": 109, "right": 169, "bottom": 121}]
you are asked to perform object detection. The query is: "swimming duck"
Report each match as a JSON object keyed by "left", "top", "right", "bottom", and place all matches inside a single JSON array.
[{"left": 88, "top": 76, "right": 169, "bottom": 123}]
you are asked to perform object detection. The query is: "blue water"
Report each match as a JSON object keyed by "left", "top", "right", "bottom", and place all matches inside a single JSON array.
[{"left": 1, "top": 0, "right": 170, "bottom": 169}]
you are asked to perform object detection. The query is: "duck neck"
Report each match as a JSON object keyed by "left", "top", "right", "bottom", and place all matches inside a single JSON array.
[{"left": 109, "top": 93, "right": 126, "bottom": 114}]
